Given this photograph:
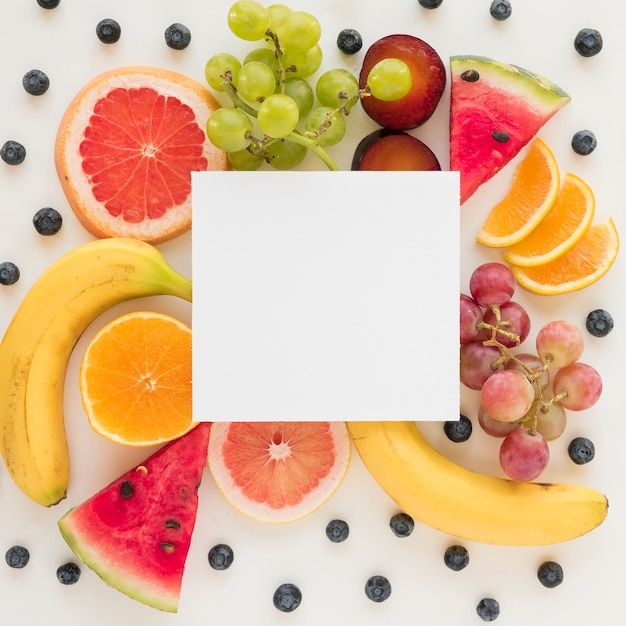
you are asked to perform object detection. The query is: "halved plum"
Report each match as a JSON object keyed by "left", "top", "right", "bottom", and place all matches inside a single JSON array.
[
  {"left": 359, "top": 34, "right": 446, "bottom": 130},
  {"left": 352, "top": 129, "right": 441, "bottom": 171}
]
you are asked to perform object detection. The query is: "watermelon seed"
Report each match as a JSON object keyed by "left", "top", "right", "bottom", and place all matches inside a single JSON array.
[
  {"left": 120, "top": 480, "right": 134, "bottom": 498},
  {"left": 461, "top": 69, "right": 480, "bottom": 82},
  {"left": 492, "top": 131, "right": 510, "bottom": 143},
  {"left": 161, "top": 542, "right": 177, "bottom": 554},
  {"left": 165, "top": 519, "right": 181, "bottom": 529}
]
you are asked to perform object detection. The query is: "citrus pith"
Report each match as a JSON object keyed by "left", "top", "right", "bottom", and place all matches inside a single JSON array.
[{"left": 55, "top": 66, "right": 228, "bottom": 244}]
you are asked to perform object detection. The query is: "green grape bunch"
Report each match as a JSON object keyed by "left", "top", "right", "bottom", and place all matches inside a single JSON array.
[{"left": 204, "top": 1, "right": 412, "bottom": 171}]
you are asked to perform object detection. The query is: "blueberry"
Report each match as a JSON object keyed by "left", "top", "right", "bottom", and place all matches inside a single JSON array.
[
  {"left": 0, "top": 262, "right": 20, "bottom": 286},
  {"left": 165, "top": 23, "right": 191, "bottom": 50},
  {"left": 574, "top": 28, "right": 603, "bottom": 57},
  {"left": 1, "top": 140, "right": 26, "bottom": 165},
  {"left": 586, "top": 309, "right": 613, "bottom": 337},
  {"left": 389, "top": 512, "right": 414, "bottom": 538},
  {"left": 56, "top": 562, "right": 81, "bottom": 585},
  {"left": 476, "top": 597, "right": 500, "bottom": 621},
  {"left": 443, "top": 544, "right": 469, "bottom": 571},
  {"left": 325, "top": 519, "right": 350, "bottom": 543},
  {"left": 490, "top": 0, "right": 512, "bottom": 20},
  {"left": 444, "top": 414, "right": 472, "bottom": 443},
  {"left": 273, "top": 583, "right": 302, "bottom": 612},
  {"left": 336, "top": 29, "right": 363, "bottom": 55},
  {"left": 571, "top": 130, "right": 597, "bottom": 156},
  {"left": 33, "top": 207, "right": 63, "bottom": 236},
  {"left": 568, "top": 437, "right": 595, "bottom": 465},
  {"left": 418, "top": 0, "right": 444, "bottom": 8},
  {"left": 37, "top": 0, "right": 60, "bottom": 8},
  {"left": 208, "top": 543, "right": 234, "bottom": 570},
  {"left": 537, "top": 560, "right": 564, "bottom": 588},
  {"left": 5, "top": 546, "right": 30, "bottom": 568},
  {"left": 23, "top": 69, "right": 50, "bottom": 96},
  {"left": 364, "top": 575, "right": 392, "bottom": 602},
  {"left": 96, "top": 18, "right": 121, "bottom": 44}
]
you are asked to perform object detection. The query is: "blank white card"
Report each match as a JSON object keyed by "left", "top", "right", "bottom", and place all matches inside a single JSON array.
[{"left": 192, "top": 171, "right": 459, "bottom": 422}]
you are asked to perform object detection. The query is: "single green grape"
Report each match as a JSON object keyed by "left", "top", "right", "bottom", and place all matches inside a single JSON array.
[
  {"left": 227, "top": 0, "right": 270, "bottom": 41},
  {"left": 257, "top": 93, "right": 300, "bottom": 138},
  {"left": 305, "top": 106, "right": 346, "bottom": 147},
  {"left": 315, "top": 68, "right": 360, "bottom": 109},
  {"left": 265, "top": 138, "right": 308, "bottom": 170},
  {"left": 205, "top": 52, "right": 242, "bottom": 91},
  {"left": 284, "top": 78, "right": 314, "bottom": 117},
  {"left": 282, "top": 45, "right": 323, "bottom": 79},
  {"left": 267, "top": 3, "right": 291, "bottom": 31},
  {"left": 237, "top": 61, "right": 277, "bottom": 103},
  {"left": 244, "top": 47, "right": 280, "bottom": 75},
  {"left": 276, "top": 11, "right": 321, "bottom": 50},
  {"left": 367, "top": 58, "right": 413, "bottom": 101},
  {"left": 206, "top": 107, "right": 254, "bottom": 152},
  {"left": 228, "top": 148, "right": 264, "bottom": 171}
]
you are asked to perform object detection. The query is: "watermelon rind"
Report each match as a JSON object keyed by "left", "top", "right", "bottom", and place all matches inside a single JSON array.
[
  {"left": 449, "top": 55, "right": 570, "bottom": 204},
  {"left": 57, "top": 423, "right": 211, "bottom": 613}
]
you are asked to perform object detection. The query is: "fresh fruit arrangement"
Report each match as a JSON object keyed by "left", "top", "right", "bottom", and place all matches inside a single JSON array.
[
  {"left": 0, "top": 238, "right": 192, "bottom": 506},
  {"left": 476, "top": 138, "right": 619, "bottom": 294},
  {"left": 461, "top": 262, "right": 602, "bottom": 481},
  {"left": 204, "top": 1, "right": 445, "bottom": 170}
]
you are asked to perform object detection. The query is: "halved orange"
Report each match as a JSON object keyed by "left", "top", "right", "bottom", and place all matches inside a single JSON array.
[
  {"left": 476, "top": 138, "right": 560, "bottom": 247},
  {"left": 511, "top": 219, "right": 619, "bottom": 295},
  {"left": 79, "top": 311, "right": 195, "bottom": 446},
  {"left": 504, "top": 172, "right": 595, "bottom": 266},
  {"left": 55, "top": 66, "right": 229, "bottom": 244}
]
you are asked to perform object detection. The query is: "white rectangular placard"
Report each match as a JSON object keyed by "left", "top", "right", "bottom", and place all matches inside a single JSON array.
[{"left": 192, "top": 171, "right": 459, "bottom": 422}]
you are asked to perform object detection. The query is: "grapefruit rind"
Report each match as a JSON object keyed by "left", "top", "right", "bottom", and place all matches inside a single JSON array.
[
  {"left": 511, "top": 219, "right": 619, "bottom": 295},
  {"left": 55, "top": 66, "right": 228, "bottom": 244},
  {"left": 207, "top": 422, "right": 351, "bottom": 524},
  {"left": 504, "top": 172, "right": 596, "bottom": 267},
  {"left": 476, "top": 138, "right": 561, "bottom": 247},
  {"left": 450, "top": 55, "right": 570, "bottom": 204}
]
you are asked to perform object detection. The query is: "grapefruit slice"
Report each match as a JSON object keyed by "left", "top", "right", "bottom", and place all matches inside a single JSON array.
[
  {"left": 55, "top": 66, "right": 228, "bottom": 244},
  {"left": 207, "top": 422, "right": 351, "bottom": 523}
]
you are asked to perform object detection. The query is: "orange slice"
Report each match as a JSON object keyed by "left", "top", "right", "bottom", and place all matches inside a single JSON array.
[
  {"left": 55, "top": 66, "right": 228, "bottom": 244},
  {"left": 511, "top": 219, "right": 619, "bottom": 295},
  {"left": 476, "top": 138, "right": 560, "bottom": 247},
  {"left": 208, "top": 421, "right": 351, "bottom": 523},
  {"left": 79, "top": 311, "right": 195, "bottom": 446},
  {"left": 504, "top": 172, "right": 595, "bottom": 266}
]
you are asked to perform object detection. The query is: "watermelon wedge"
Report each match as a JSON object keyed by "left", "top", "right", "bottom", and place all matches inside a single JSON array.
[
  {"left": 58, "top": 423, "right": 211, "bottom": 613},
  {"left": 450, "top": 55, "right": 570, "bottom": 204}
]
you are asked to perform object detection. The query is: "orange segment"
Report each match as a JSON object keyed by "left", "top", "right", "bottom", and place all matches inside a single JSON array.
[
  {"left": 511, "top": 219, "right": 619, "bottom": 295},
  {"left": 79, "top": 311, "right": 194, "bottom": 446},
  {"left": 504, "top": 172, "right": 595, "bottom": 266},
  {"left": 476, "top": 138, "right": 560, "bottom": 247}
]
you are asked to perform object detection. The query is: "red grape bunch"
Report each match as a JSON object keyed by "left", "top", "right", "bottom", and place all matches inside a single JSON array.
[{"left": 460, "top": 263, "right": 602, "bottom": 482}]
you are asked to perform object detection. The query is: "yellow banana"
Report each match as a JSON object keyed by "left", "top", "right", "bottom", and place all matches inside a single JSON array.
[
  {"left": 348, "top": 421, "right": 608, "bottom": 546},
  {"left": 0, "top": 238, "right": 192, "bottom": 507}
]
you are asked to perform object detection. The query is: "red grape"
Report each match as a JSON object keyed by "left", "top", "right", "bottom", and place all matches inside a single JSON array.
[
  {"left": 481, "top": 300, "right": 531, "bottom": 348},
  {"left": 553, "top": 362, "right": 602, "bottom": 411},
  {"left": 460, "top": 293, "right": 483, "bottom": 344},
  {"left": 499, "top": 428, "right": 549, "bottom": 481},
  {"left": 480, "top": 369, "right": 535, "bottom": 422},
  {"left": 505, "top": 353, "right": 550, "bottom": 390},
  {"left": 460, "top": 341, "right": 504, "bottom": 390},
  {"left": 469, "top": 263, "right": 515, "bottom": 308},
  {"left": 477, "top": 405, "right": 520, "bottom": 437},
  {"left": 536, "top": 320, "right": 584, "bottom": 368}
]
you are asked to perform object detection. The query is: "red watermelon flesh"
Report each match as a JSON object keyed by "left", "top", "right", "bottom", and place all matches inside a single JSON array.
[
  {"left": 57, "top": 422, "right": 211, "bottom": 613},
  {"left": 450, "top": 55, "right": 570, "bottom": 204}
]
